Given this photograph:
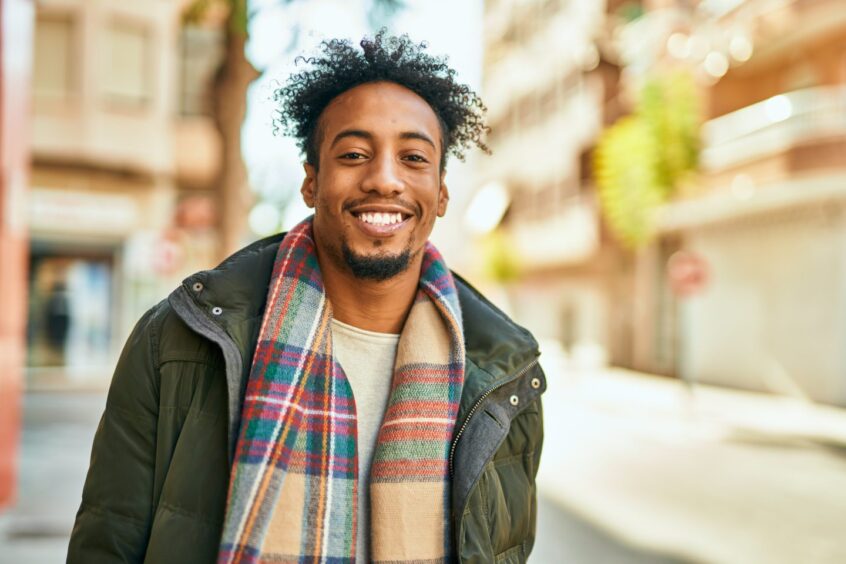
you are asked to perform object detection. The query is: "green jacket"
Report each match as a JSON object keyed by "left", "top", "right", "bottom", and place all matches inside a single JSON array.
[{"left": 67, "top": 233, "right": 546, "bottom": 564}]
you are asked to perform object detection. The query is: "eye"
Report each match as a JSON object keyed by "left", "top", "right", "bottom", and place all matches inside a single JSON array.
[
  {"left": 339, "top": 151, "right": 367, "bottom": 160},
  {"left": 403, "top": 154, "right": 429, "bottom": 163}
]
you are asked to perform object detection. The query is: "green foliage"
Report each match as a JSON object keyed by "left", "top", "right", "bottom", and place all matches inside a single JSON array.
[
  {"left": 228, "top": 0, "right": 249, "bottom": 36},
  {"left": 615, "top": 2, "right": 645, "bottom": 23},
  {"left": 594, "top": 116, "right": 663, "bottom": 247},
  {"left": 481, "top": 230, "right": 521, "bottom": 284},
  {"left": 182, "top": 0, "right": 216, "bottom": 26},
  {"left": 639, "top": 71, "right": 700, "bottom": 194},
  {"left": 594, "top": 71, "right": 701, "bottom": 248},
  {"left": 182, "top": 0, "right": 252, "bottom": 37}
]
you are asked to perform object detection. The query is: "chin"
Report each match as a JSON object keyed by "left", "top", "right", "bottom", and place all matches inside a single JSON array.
[{"left": 341, "top": 242, "right": 413, "bottom": 282}]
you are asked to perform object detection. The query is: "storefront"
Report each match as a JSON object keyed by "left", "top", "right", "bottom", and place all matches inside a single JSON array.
[{"left": 26, "top": 241, "right": 116, "bottom": 386}]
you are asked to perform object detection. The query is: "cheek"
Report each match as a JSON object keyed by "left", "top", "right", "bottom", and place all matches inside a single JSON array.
[
  {"left": 414, "top": 193, "right": 440, "bottom": 237},
  {"left": 313, "top": 180, "right": 344, "bottom": 214}
]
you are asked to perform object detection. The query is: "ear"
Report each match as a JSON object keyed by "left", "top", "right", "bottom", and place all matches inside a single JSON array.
[
  {"left": 437, "top": 176, "right": 449, "bottom": 217},
  {"left": 301, "top": 163, "right": 317, "bottom": 208}
]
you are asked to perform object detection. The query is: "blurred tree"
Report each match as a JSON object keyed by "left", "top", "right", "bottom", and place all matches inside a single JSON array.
[
  {"left": 481, "top": 229, "right": 521, "bottom": 284},
  {"left": 594, "top": 71, "right": 700, "bottom": 248},
  {"left": 183, "top": 0, "right": 405, "bottom": 258},
  {"left": 640, "top": 72, "right": 700, "bottom": 195},
  {"left": 594, "top": 115, "right": 662, "bottom": 248},
  {"left": 614, "top": 2, "right": 645, "bottom": 24},
  {"left": 184, "top": 0, "right": 255, "bottom": 258}
]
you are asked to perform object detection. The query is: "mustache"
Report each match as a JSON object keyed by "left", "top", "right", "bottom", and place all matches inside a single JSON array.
[{"left": 342, "top": 197, "right": 421, "bottom": 217}]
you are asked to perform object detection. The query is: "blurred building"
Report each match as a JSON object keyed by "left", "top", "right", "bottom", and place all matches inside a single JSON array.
[
  {"left": 479, "top": 0, "right": 846, "bottom": 406},
  {"left": 1, "top": 0, "right": 34, "bottom": 510},
  {"left": 620, "top": 0, "right": 846, "bottom": 405},
  {"left": 27, "top": 0, "right": 223, "bottom": 388},
  {"left": 477, "top": 0, "right": 630, "bottom": 370}
]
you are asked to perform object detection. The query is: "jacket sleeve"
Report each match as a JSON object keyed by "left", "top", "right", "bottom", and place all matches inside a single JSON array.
[{"left": 67, "top": 306, "right": 161, "bottom": 563}]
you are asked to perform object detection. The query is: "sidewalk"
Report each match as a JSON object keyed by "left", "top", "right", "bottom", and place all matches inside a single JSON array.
[
  {"left": 3, "top": 371, "right": 846, "bottom": 563},
  {"left": 0, "top": 393, "right": 106, "bottom": 564},
  {"left": 537, "top": 364, "right": 846, "bottom": 564}
]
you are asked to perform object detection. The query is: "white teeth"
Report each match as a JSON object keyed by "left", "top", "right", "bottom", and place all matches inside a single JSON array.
[{"left": 358, "top": 212, "right": 404, "bottom": 226}]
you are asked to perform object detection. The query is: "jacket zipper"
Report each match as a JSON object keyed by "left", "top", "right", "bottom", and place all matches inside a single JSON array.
[{"left": 448, "top": 357, "right": 539, "bottom": 477}]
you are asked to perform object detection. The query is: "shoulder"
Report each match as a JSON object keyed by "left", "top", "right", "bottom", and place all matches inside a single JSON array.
[
  {"left": 452, "top": 271, "right": 539, "bottom": 376},
  {"left": 124, "top": 299, "right": 216, "bottom": 369}
]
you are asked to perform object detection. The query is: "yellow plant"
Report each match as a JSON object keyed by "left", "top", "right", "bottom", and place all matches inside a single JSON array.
[
  {"left": 594, "top": 71, "right": 701, "bottom": 248},
  {"left": 594, "top": 116, "right": 663, "bottom": 247},
  {"left": 480, "top": 229, "right": 521, "bottom": 284}
]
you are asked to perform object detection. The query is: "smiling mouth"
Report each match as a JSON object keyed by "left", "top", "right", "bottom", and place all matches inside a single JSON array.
[
  {"left": 354, "top": 211, "right": 410, "bottom": 226},
  {"left": 350, "top": 210, "right": 413, "bottom": 236}
]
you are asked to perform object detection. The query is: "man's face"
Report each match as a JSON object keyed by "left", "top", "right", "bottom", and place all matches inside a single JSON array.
[{"left": 301, "top": 81, "right": 449, "bottom": 281}]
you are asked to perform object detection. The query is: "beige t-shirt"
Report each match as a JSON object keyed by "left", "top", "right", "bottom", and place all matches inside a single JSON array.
[{"left": 330, "top": 318, "right": 399, "bottom": 563}]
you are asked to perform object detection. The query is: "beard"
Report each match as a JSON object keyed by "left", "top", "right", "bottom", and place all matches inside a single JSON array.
[{"left": 341, "top": 240, "right": 414, "bottom": 281}]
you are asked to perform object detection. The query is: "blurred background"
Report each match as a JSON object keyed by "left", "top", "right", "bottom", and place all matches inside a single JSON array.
[{"left": 2, "top": 0, "right": 846, "bottom": 562}]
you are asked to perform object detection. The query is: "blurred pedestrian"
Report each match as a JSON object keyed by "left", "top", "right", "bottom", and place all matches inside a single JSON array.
[
  {"left": 67, "top": 30, "right": 546, "bottom": 564},
  {"left": 44, "top": 280, "right": 70, "bottom": 363}
]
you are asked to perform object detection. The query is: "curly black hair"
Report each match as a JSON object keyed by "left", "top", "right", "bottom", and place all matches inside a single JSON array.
[{"left": 273, "top": 29, "right": 489, "bottom": 170}]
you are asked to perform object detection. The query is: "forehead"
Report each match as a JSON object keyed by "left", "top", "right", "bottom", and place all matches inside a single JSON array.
[{"left": 318, "top": 81, "right": 442, "bottom": 145}]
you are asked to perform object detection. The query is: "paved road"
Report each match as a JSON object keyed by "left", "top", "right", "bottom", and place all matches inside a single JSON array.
[
  {"left": 534, "top": 496, "right": 690, "bottom": 564},
  {"left": 7, "top": 372, "right": 845, "bottom": 563},
  {"left": 0, "top": 392, "right": 684, "bottom": 563},
  {"left": 0, "top": 393, "right": 104, "bottom": 564},
  {"left": 537, "top": 368, "right": 846, "bottom": 564}
]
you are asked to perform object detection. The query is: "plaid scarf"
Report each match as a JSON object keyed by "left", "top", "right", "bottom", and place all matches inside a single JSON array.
[{"left": 218, "top": 217, "right": 465, "bottom": 563}]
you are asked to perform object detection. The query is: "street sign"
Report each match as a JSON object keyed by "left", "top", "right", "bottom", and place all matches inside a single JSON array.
[
  {"left": 668, "top": 250, "right": 709, "bottom": 297},
  {"left": 152, "top": 234, "right": 184, "bottom": 276}
]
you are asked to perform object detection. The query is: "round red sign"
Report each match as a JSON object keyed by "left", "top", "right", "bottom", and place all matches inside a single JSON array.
[{"left": 667, "top": 250, "right": 709, "bottom": 297}]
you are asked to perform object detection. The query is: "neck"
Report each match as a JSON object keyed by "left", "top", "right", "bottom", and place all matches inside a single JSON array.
[{"left": 317, "top": 247, "right": 422, "bottom": 335}]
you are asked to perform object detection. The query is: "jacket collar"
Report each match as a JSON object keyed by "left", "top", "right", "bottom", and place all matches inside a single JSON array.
[{"left": 170, "top": 232, "right": 539, "bottom": 437}]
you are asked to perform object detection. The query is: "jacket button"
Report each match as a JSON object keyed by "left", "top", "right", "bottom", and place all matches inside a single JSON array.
[
  {"left": 509, "top": 395, "right": 519, "bottom": 406},
  {"left": 211, "top": 306, "right": 223, "bottom": 316},
  {"left": 192, "top": 282, "right": 204, "bottom": 292},
  {"left": 531, "top": 377, "right": 541, "bottom": 389}
]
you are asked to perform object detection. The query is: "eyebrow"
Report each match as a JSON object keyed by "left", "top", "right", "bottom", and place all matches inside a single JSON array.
[
  {"left": 329, "top": 128, "right": 437, "bottom": 150},
  {"left": 330, "top": 129, "right": 372, "bottom": 148},
  {"left": 399, "top": 131, "right": 437, "bottom": 150}
]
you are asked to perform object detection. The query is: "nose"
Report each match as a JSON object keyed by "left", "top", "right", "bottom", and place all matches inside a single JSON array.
[{"left": 360, "top": 153, "right": 404, "bottom": 196}]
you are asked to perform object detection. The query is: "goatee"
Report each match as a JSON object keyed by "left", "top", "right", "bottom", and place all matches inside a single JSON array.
[{"left": 342, "top": 243, "right": 413, "bottom": 281}]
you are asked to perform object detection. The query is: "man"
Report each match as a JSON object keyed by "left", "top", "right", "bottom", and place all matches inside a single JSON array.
[{"left": 68, "top": 31, "right": 545, "bottom": 564}]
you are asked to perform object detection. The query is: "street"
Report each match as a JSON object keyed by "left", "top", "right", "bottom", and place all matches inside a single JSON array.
[
  {"left": 0, "top": 393, "right": 102, "bottom": 563},
  {"left": 2, "top": 368, "right": 846, "bottom": 563},
  {"left": 536, "top": 367, "right": 846, "bottom": 564}
]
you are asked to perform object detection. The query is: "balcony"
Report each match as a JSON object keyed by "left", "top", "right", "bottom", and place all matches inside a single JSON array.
[
  {"left": 173, "top": 117, "right": 221, "bottom": 187},
  {"left": 30, "top": 1, "right": 181, "bottom": 177},
  {"left": 702, "top": 86, "right": 846, "bottom": 172},
  {"left": 507, "top": 194, "right": 601, "bottom": 270},
  {"left": 659, "top": 86, "right": 846, "bottom": 231},
  {"left": 706, "top": 0, "right": 846, "bottom": 69},
  {"left": 32, "top": 104, "right": 175, "bottom": 177}
]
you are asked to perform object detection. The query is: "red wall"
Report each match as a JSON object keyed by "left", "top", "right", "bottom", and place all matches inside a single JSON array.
[{"left": 0, "top": 0, "right": 32, "bottom": 510}]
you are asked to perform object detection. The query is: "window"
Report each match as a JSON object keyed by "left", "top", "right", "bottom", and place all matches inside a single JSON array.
[
  {"left": 33, "top": 13, "right": 76, "bottom": 101},
  {"left": 102, "top": 20, "right": 151, "bottom": 108},
  {"left": 179, "top": 25, "right": 225, "bottom": 117}
]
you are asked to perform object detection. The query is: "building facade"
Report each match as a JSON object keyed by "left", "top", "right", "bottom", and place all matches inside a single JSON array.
[
  {"left": 592, "top": 0, "right": 846, "bottom": 404},
  {"left": 475, "top": 0, "right": 630, "bottom": 371},
  {"left": 647, "top": 0, "right": 846, "bottom": 404},
  {"left": 478, "top": 0, "right": 846, "bottom": 406},
  {"left": 27, "top": 0, "right": 223, "bottom": 388}
]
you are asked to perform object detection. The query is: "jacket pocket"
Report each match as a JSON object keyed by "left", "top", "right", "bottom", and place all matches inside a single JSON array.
[
  {"left": 458, "top": 489, "right": 496, "bottom": 564},
  {"left": 482, "top": 454, "right": 532, "bottom": 555},
  {"left": 495, "top": 543, "right": 526, "bottom": 564}
]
